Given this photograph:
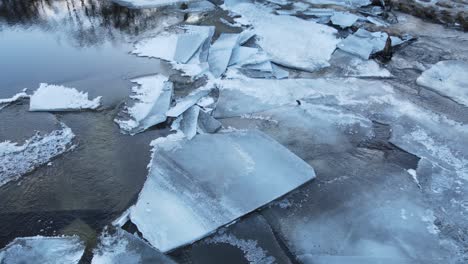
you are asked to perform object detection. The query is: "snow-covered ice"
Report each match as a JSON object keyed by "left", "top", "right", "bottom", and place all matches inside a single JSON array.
[
  {"left": 0, "top": 124, "right": 75, "bottom": 187},
  {"left": 29, "top": 83, "right": 101, "bottom": 111},
  {"left": 416, "top": 60, "right": 468, "bottom": 106},
  {"left": 115, "top": 74, "right": 173, "bottom": 135},
  {"left": 119, "top": 130, "right": 315, "bottom": 252},
  {"left": 92, "top": 228, "right": 175, "bottom": 264},
  {"left": 223, "top": 0, "right": 340, "bottom": 71},
  {"left": 0, "top": 236, "right": 85, "bottom": 264}
]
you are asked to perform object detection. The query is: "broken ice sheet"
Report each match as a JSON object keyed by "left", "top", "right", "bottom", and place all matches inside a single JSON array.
[
  {"left": 223, "top": 0, "right": 340, "bottom": 71},
  {"left": 330, "top": 11, "right": 360, "bottom": 28},
  {"left": 304, "top": 0, "right": 371, "bottom": 7},
  {"left": 92, "top": 228, "right": 175, "bottom": 264},
  {"left": 166, "top": 88, "right": 212, "bottom": 117},
  {"left": 197, "top": 110, "right": 222, "bottom": 133},
  {"left": 29, "top": 83, "right": 101, "bottom": 111},
  {"left": 112, "top": 0, "right": 199, "bottom": 8},
  {"left": 119, "top": 130, "right": 315, "bottom": 252},
  {"left": 337, "top": 29, "right": 403, "bottom": 60},
  {"left": 171, "top": 105, "right": 200, "bottom": 139},
  {"left": 208, "top": 33, "right": 240, "bottom": 77},
  {"left": 115, "top": 74, "right": 173, "bottom": 135},
  {"left": 0, "top": 236, "right": 85, "bottom": 264},
  {"left": 416, "top": 60, "right": 468, "bottom": 107},
  {"left": 0, "top": 123, "right": 75, "bottom": 187},
  {"left": 134, "top": 25, "right": 214, "bottom": 78}
]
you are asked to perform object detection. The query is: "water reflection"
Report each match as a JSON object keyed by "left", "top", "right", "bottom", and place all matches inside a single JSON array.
[{"left": 0, "top": 0, "right": 184, "bottom": 47}]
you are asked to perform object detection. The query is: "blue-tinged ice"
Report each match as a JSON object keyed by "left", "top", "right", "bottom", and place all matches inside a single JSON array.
[
  {"left": 416, "top": 60, "right": 468, "bottom": 107},
  {"left": 208, "top": 33, "right": 240, "bottom": 77},
  {"left": 113, "top": 0, "right": 199, "bottom": 8},
  {"left": 166, "top": 88, "right": 212, "bottom": 117},
  {"left": 119, "top": 130, "right": 315, "bottom": 252},
  {"left": 171, "top": 105, "right": 200, "bottom": 139},
  {"left": 330, "top": 12, "right": 360, "bottom": 28},
  {"left": 337, "top": 29, "right": 403, "bottom": 59},
  {"left": 115, "top": 75, "right": 173, "bottom": 135},
  {"left": 0, "top": 236, "right": 85, "bottom": 264}
]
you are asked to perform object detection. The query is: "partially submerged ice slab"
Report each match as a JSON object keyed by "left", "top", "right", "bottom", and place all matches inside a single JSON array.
[
  {"left": 416, "top": 60, "right": 468, "bottom": 107},
  {"left": 115, "top": 74, "right": 173, "bottom": 135},
  {"left": 29, "top": 83, "right": 101, "bottom": 111},
  {"left": 92, "top": 228, "right": 175, "bottom": 264},
  {"left": 120, "top": 130, "right": 315, "bottom": 252},
  {"left": 0, "top": 236, "right": 85, "bottom": 264},
  {"left": 0, "top": 90, "right": 29, "bottom": 110},
  {"left": 0, "top": 124, "right": 75, "bottom": 187},
  {"left": 223, "top": 0, "right": 339, "bottom": 71}
]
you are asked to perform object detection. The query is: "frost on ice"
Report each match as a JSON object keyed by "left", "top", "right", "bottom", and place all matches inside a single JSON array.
[
  {"left": 115, "top": 74, "right": 173, "bottom": 135},
  {"left": 416, "top": 60, "right": 468, "bottom": 107},
  {"left": 0, "top": 124, "right": 75, "bottom": 187},
  {"left": 92, "top": 228, "right": 175, "bottom": 264},
  {"left": 0, "top": 236, "right": 85, "bottom": 264},
  {"left": 119, "top": 130, "right": 315, "bottom": 252},
  {"left": 29, "top": 83, "right": 101, "bottom": 111},
  {"left": 223, "top": 0, "right": 340, "bottom": 71}
]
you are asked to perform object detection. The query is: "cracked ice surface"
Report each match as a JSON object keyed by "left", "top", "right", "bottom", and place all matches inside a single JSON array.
[
  {"left": 223, "top": 0, "right": 340, "bottom": 71},
  {"left": 92, "top": 228, "right": 175, "bottom": 264},
  {"left": 0, "top": 236, "right": 85, "bottom": 264},
  {"left": 29, "top": 83, "right": 101, "bottom": 111},
  {"left": 115, "top": 74, "right": 173, "bottom": 135},
  {"left": 120, "top": 130, "right": 315, "bottom": 252},
  {"left": 0, "top": 124, "right": 75, "bottom": 187},
  {"left": 416, "top": 60, "right": 468, "bottom": 107}
]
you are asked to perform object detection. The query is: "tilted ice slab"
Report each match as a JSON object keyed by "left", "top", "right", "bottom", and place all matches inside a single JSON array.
[
  {"left": 330, "top": 12, "right": 360, "bottom": 28},
  {"left": 0, "top": 124, "right": 75, "bottom": 187},
  {"left": 337, "top": 29, "right": 404, "bottom": 59},
  {"left": 208, "top": 33, "right": 240, "bottom": 77},
  {"left": 92, "top": 228, "right": 175, "bottom": 264},
  {"left": 223, "top": 0, "right": 339, "bottom": 71},
  {"left": 120, "top": 130, "right": 315, "bottom": 252},
  {"left": 29, "top": 83, "right": 101, "bottom": 111},
  {"left": 132, "top": 25, "right": 214, "bottom": 78},
  {"left": 304, "top": 0, "right": 371, "bottom": 7},
  {"left": 0, "top": 90, "right": 29, "bottom": 110},
  {"left": 416, "top": 60, "right": 468, "bottom": 107},
  {"left": 171, "top": 105, "right": 200, "bottom": 139},
  {"left": 0, "top": 236, "right": 85, "bottom": 264},
  {"left": 115, "top": 75, "right": 173, "bottom": 135},
  {"left": 113, "top": 0, "right": 199, "bottom": 8}
]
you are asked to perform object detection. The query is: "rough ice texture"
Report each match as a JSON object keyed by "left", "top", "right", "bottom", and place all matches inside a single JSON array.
[
  {"left": 416, "top": 60, "right": 468, "bottom": 107},
  {"left": 121, "top": 130, "right": 315, "bottom": 252},
  {"left": 0, "top": 236, "right": 85, "bottom": 264},
  {"left": 92, "top": 228, "right": 175, "bottom": 264},
  {"left": 223, "top": 0, "right": 340, "bottom": 71},
  {"left": 0, "top": 124, "right": 75, "bottom": 187},
  {"left": 0, "top": 90, "right": 29, "bottom": 110},
  {"left": 113, "top": 0, "right": 199, "bottom": 8},
  {"left": 29, "top": 83, "right": 101, "bottom": 111},
  {"left": 115, "top": 75, "right": 173, "bottom": 135}
]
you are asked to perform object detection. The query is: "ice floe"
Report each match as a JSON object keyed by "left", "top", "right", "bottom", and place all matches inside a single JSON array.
[
  {"left": 330, "top": 12, "right": 360, "bottom": 28},
  {"left": 0, "top": 90, "right": 29, "bottom": 110},
  {"left": 29, "top": 83, "right": 101, "bottom": 111},
  {"left": 92, "top": 228, "right": 175, "bottom": 264},
  {"left": 416, "top": 60, "right": 468, "bottom": 107},
  {"left": 118, "top": 129, "right": 315, "bottom": 252},
  {"left": 337, "top": 29, "right": 404, "bottom": 59},
  {"left": 223, "top": 0, "right": 340, "bottom": 71},
  {"left": 0, "top": 236, "right": 85, "bottom": 264},
  {"left": 115, "top": 74, "right": 173, "bottom": 135},
  {"left": 0, "top": 124, "right": 75, "bottom": 187}
]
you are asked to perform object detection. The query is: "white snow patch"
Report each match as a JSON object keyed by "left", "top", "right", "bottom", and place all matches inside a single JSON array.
[{"left": 29, "top": 83, "right": 101, "bottom": 111}]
